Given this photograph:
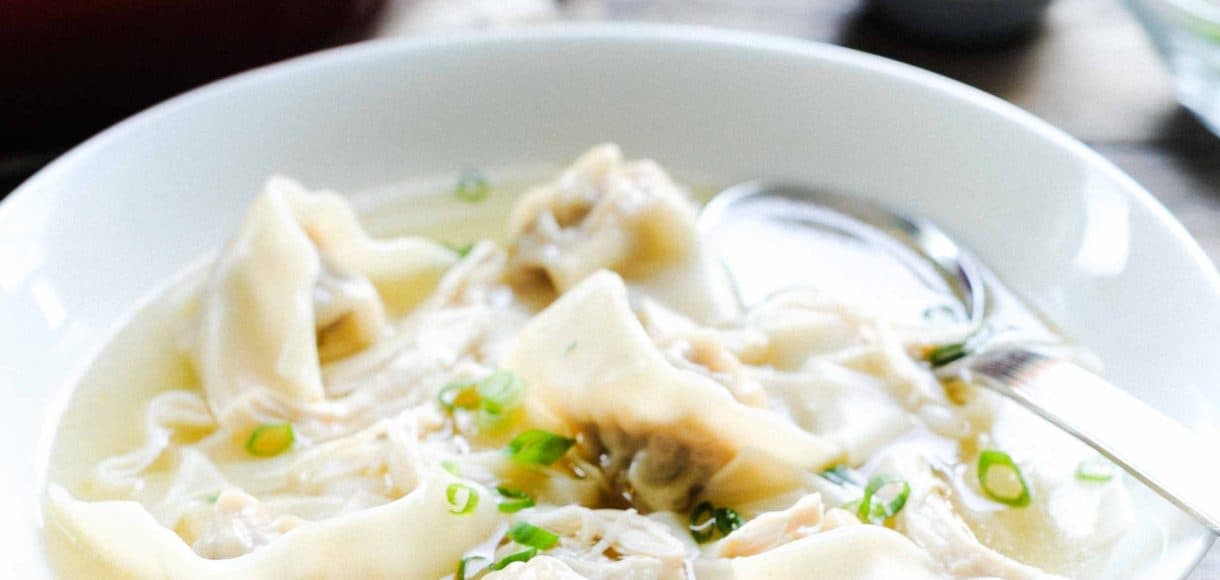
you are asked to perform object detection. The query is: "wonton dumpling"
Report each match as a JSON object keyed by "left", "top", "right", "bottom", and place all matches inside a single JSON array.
[
  {"left": 505, "top": 271, "right": 842, "bottom": 512},
  {"left": 194, "top": 184, "right": 326, "bottom": 416},
  {"left": 193, "top": 178, "right": 455, "bottom": 419},
  {"left": 508, "top": 144, "right": 737, "bottom": 322},
  {"left": 47, "top": 469, "right": 499, "bottom": 579},
  {"left": 282, "top": 179, "right": 457, "bottom": 316},
  {"left": 508, "top": 144, "right": 696, "bottom": 290},
  {"left": 753, "top": 364, "right": 912, "bottom": 465}
]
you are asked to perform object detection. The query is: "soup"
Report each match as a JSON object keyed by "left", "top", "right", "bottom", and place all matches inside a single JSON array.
[{"left": 46, "top": 145, "right": 1138, "bottom": 579}]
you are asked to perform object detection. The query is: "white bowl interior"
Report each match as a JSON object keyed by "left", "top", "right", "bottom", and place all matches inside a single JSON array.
[{"left": 1, "top": 26, "right": 1216, "bottom": 576}]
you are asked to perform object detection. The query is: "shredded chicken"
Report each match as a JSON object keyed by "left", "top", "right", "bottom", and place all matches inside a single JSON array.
[
  {"left": 640, "top": 299, "right": 768, "bottom": 408},
  {"left": 885, "top": 452, "right": 1065, "bottom": 579},
  {"left": 51, "top": 147, "right": 1129, "bottom": 580},
  {"left": 190, "top": 490, "right": 304, "bottom": 559},
  {"left": 717, "top": 494, "right": 861, "bottom": 558},
  {"left": 484, "top": 556, "right": 588, "bottom": 580},
  {"left": 507, "top": 506, "right": 689, "bottom": 580}
]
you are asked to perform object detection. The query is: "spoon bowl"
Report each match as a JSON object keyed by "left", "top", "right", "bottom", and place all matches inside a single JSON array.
[
  {"left": 700, "top": 181, "right": 986, "bottom": 324},
  {"left": 699, "top": 181, "right": 1220, "bottom": 534}
]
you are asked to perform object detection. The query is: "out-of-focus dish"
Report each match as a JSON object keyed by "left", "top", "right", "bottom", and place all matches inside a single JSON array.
[{"left": 2, "top": 26, "right": 1217, "bottom": 579}]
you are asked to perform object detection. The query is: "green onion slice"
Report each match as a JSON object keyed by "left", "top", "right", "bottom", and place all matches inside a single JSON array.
[
  {"left": 858, "top": 475, "right": 911, "bottom": 523},
  {"left": 438, "top": 381, "right": 480, "bottom": 411},
  {"left": 245, "top": 422, "right": 294, "bottom": 457},
  {"left": 455, "top": 169, "right": 491, "bottom": 203},
  {"left": 473, "top": 371, "right": 527, "bottom": 431},
  {"left": 446, "top": 483, "right": 479, "bottom": 515},
  {"left": 1076, "top": 455, "right": 1117, "bottom": 482},
  {"left": 713, "top": 507, "right": 744, "bottom": 535},
  {"left": 456, "top": 555, "right": 487, "bottom": 580},
  {"left": 489, "top": 548, "right": 538, "bottom": 571},
  {"left": 821, "top": 464, "right": 864, "bottom": 487},
  {"left": 440, "top": 371, "right": 527, "bottom": 431},
  {"left": 477, "top": 371, "right": 525, "bottom": 415},
  {"left": 441, "top": 460, "right": 461, "bottom": 475},
  {"left": 978, "top": 449, "right": 1032, "bottom": 507},
  {"left": 689, "top": 501, "right": 717, "bottom": 543},
  {"left": 689, "top": 501, "right": 744, "bottom": 543},
  {"left": 445, "top": 241, "right": 475, "bottom": 258},
  {"left": 496, "top": 486, "right": 535, "bottom": 513},
  {"left": 506, "top": 521, "right": 560, "bottom": 550},
  {"left": 506, "top": 429, "right": 575, "bottom": 465},
  {"left": 927, "top": 325, "right": 996, "bottom": 367},
  {"left": 927, "top": 342, "right": 968, "bottom": 367}
]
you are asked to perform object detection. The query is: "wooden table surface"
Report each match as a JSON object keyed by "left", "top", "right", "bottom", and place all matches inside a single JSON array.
[{"left": 4, "top": 0, "right": 1217, "bottom": 575}]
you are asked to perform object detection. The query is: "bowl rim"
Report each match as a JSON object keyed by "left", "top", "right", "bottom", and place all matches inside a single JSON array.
[
  {"left": 7, "top": 23, "right": 1218, "bottom": 295},
  {"left": 5, "top": 23, "right": 1216, "bottom": 575}
]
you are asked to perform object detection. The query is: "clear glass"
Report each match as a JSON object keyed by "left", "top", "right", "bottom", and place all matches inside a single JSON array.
[{"left": 1128, "top": 0, "right": 1220, "bottom": 135}]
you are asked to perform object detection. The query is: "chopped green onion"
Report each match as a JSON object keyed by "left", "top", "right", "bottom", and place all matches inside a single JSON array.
[
  {"left": 689, "top": 501, "right": 717, "bottom": 543},
  {"left": 506, "top": 521, "right": 560, "bottom": 550},
  {"left": 927, "top": 342, "right": 968, "bottom": 367},
  {"left": 445, "top": 241, "right": 475, "bottom": 258},
  {"left": 496, "top": 486, "right": 535, "bottom": 513},
  {"left": 474, "top": 371, "right": 526, "bottom": 430},
  {"left": 438, "top": 381, "right": 480, "bottom": 411},
  {"left": 689, "top": 500, "right": 744, "bottom": 543},
  {"left": 441, "top": 460, "right": 461, "bottom": 475},
  {"left": 245, "top": 422, "right": 294, "bottom": 457},
  {"left": 978, "top": 450, "right": 1032, "bottom": 507},
  {"left": 821, "top": 464, "right": 864, "bottom": 487},
  {"left": 927, "top": 325, "right": 996, "bottom": 367},
  {"left": 488, "top": 548, "right": 538, "bottom": 571},
  {"left": 441, "top": 371, "right": 527, "bottom": 430},
  {"left": 1076, "top": 455, "right": 1117, "bottom": 483},
  {"left": 456, "top": 555, "right": 487, "bottom": 580},
  {"left": 446, "top": 483, "right": 479, "bottom": 515},
  {"left": 506, "top": 429, "right": 575, "bottom": 465},
  {"left": 857, "top": 475, "right": 911, "bottom": 523},
  {"left": 476, "top": 371, "right": 525, "bottom": 415},
  {"left": 455, "top": 169, "right": 491, "bottom": 203},
  {"left": 713, "top": 507, "right": 744, "bottom": 534},
  {"left": 205, "top": 494, "right": 219, "bottom": 504}
]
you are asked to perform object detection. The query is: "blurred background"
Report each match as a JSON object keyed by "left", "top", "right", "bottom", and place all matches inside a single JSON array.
[{"left": 3, "top": 0, "right": 1220, "bottom": 274}]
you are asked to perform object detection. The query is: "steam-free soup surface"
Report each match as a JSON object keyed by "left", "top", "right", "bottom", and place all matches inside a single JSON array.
[{"left": 46, "top": 146, "right": 1148, "bottom": 579}]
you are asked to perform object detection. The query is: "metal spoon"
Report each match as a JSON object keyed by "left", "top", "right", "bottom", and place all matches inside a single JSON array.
[{"left": 699, "top": 181, "right": 1220, "bottom": 533}]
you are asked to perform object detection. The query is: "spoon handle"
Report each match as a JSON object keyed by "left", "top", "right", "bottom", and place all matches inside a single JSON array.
[{"left": 965, "top": 348, "right": 1220, "bottom": 533}]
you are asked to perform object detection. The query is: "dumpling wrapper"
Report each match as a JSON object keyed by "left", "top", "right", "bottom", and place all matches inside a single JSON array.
[
  {"left": 46, "top": 469, "right": 499, "bottom": 579},
  {"left": 754, "top": 364, "right": 912, "bottom": 465},
  {"left": 727, "top": 525, "right": 943, "bottom": 579},
  {"left": 505, "top": 271, "right": 842, "bottom": 507},
  {"left": 193, "top": 177, "right": 455, "bottom": 418},
  {"left": 507, "top": 144, "right": 738, "bottom": 324}
]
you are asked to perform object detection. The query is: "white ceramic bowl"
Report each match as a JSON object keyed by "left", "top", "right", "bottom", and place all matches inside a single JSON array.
[{"left": 2, "top": 25, "right": 1216, "bottom": 578}]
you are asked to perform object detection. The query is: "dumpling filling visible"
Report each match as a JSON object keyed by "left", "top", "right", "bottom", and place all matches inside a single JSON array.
[{"left": 47, "top": 145, "right": 1132, "bottom": 579}]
